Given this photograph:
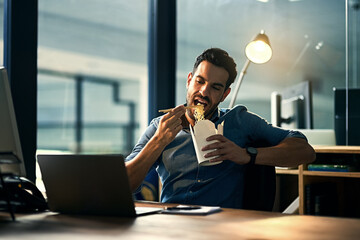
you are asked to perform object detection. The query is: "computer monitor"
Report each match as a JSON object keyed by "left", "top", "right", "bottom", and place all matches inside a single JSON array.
[
  {"left": 334, "top": 88, "right": 360, "bottom": 146},
  {"left": 271, "top": 81, "right": 313, "bottom": 129},
  {"left": 0, "top": 67, "right": 26, "bottom": 176}
]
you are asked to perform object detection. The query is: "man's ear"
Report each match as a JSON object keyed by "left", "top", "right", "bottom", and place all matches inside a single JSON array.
[
  {"left": 186, "top": 72, "right": 193, "bottom": 88},
  {"left": 221, "top": 88, "right": 231, "bottom": 102}
]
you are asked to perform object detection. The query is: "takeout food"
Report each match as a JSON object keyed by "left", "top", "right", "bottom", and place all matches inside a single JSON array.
[
  {"left": 190, "top": 120, "right": 224, "bottom": 166},
  {"left": 194, "top": 104, "right": 205, "bottom": 123},
  {"left": 158, "top": 104, "right": 204, "bottom": 113},
  {"left": 190, "top": 104, "right": 223, "bottom": 166}
]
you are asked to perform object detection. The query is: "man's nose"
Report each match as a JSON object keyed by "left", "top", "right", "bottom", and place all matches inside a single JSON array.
[{"left": 199, "top": 84, "right": 210, "bottom": 96}]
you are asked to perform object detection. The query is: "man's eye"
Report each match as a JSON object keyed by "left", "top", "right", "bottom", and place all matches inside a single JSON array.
[
  {"left": 196, "top": 79, "right": 204, "bottom": 84},
  {"left": 212, "top": 86, "right": 221, "bottom": 91}
]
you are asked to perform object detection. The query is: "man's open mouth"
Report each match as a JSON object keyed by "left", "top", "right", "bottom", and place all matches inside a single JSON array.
[{"left": 194, "top": 99, "right": 208, "bottom": 108}]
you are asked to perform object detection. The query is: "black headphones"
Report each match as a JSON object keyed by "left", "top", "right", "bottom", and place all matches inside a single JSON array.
[{"left": 0, "top": 174, "right": 48, "bottom": 213}]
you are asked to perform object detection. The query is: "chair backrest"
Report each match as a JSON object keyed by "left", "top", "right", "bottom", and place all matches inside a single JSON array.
[{"left": 242, "top": 165, "right": 276, "bottom": 211}]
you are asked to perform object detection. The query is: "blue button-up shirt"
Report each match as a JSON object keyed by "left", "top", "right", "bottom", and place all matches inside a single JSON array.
[{"left": 125, "top": 105, "right": 306, "bottom": 209}]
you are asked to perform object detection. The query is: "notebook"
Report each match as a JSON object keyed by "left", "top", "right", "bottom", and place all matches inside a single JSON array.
[{"left": 37, "top": 154, "right": 162, "bottom": 217}]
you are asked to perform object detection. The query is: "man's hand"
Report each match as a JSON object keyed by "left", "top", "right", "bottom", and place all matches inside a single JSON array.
[
  {"left": 126, "top": 105, "right": 186, "bottom": 192},
  {"left": 201, "top": 135, "right": 316, "bottom": 167},
  {"left": 154, "top": 105, "right": 186, "bottom": 147},
  {"left": 201, "top": 134, "right": 249, "bottom": 165}
]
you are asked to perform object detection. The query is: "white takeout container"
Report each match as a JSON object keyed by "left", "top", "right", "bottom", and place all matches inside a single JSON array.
[{"left": 190, "top": 120, "right": 224, "bottom": 166}]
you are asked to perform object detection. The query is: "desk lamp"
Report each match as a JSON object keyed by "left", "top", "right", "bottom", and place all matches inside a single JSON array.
[{"left": 228, "top": 30, "right": 272, "bottom": 108}]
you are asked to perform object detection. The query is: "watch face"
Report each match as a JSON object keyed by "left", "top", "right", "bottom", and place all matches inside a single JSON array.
[{"left": 247, "top": 147, "right": 257, "bottom": 155}]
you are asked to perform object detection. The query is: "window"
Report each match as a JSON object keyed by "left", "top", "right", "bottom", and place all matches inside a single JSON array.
[{"left": 37, "top": 1, "right": 149, "bottom": 155}]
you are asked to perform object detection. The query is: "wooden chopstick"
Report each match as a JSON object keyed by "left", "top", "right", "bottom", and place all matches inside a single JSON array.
[{"left": 158, "top": 105, "right": 202, "bottom": 113}]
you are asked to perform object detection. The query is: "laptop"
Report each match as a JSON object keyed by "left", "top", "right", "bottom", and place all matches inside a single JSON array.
[{"left": 37, "top": 154, "right": 162, "bottom": 217}]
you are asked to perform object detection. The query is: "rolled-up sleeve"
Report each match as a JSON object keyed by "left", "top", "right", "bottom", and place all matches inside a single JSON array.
[
  {"left": 285, "top": 129, "right": 308, "bottom": 141},
  {"left": 240, "top": 107, "right": 308, "bottom": 146},
  {"left": 125, "top": 117, "right": 160, "bottom": 166}
]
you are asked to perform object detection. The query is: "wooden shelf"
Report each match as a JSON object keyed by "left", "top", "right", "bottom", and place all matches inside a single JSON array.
[
  {"left": 312, "top": 145, "right": 360, "bottom": 154},
  {"left": 276, "top": 168, "right": 299, "bottom": 175},
  {"left": 303, "top": 170, "right": 360, "bottom": 178},
  {"left": 276, "top": 145, "right": 360, "bottom": 217}
]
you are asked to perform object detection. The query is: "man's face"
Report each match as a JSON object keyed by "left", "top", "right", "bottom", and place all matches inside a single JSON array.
[{"left": 186, "top": 60, "right": 231, "bottom": 120}]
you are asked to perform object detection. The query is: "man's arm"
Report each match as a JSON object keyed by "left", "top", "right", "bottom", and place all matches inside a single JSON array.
[
  {"left": 125, "top": 105, "right": 185, "bottom": 192},
  {"left": 202, "top": 135, "right": 316, "bottom": 167},
  {"left": 255, "top": 137, "right": 316, "bottom": 167}
]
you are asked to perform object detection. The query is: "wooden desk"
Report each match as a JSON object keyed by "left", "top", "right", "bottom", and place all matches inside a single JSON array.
[{"left": 1, "top": 202, "right": 360, "bottom": 239}]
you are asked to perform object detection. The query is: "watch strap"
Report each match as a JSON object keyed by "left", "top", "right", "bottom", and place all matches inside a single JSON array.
[
  {"left": 246, "top": 147, "right": 257, "bottom": 165},
  {"left": 248, "top": 153, "right": 256, "bottom": 165}
]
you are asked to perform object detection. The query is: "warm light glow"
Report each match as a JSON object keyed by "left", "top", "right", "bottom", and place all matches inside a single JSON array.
[
  {"left": 228, "top": 31, "right": 272, "bottom": 108},
  {"left": 245, "top": 39, "right": 272, "bottom": 64}
]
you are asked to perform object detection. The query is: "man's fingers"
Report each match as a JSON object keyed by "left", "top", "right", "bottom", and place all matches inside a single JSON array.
[
  {"left": 204, "top": 149, "right": 221, "bottom": 158},
  {"left": 168, "top": 118, "right": 182, "bottom": 130},
  {"left": 206, "top": 134, "right": 225, "bottom": 142},
  {"left": 202, "top": 142, "right": 221, "bottom": 151},
  {"left": 161, "top": 106, "right": 185, "bottom": 129},
  {"left": 162, "top": 106, "right": 185, "bottom": 122}
]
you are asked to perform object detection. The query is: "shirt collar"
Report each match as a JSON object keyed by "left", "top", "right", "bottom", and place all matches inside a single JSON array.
[{"left": 210, "top": 108, "right": 220, "bottom": 123}]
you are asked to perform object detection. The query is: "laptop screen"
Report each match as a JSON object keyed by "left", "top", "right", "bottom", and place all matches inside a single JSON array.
[{"left": 37, "top": 154, "right": 138, "bottom": 217}]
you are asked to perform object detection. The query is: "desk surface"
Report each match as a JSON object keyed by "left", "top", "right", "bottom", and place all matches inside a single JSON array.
[{"left": 1, "top": 202, "right": 360, "bottom": 240}]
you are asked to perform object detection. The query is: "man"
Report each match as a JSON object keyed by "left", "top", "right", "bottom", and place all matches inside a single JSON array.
[{"left": 125, "top": 48, "right": 315, "bottom": 210}]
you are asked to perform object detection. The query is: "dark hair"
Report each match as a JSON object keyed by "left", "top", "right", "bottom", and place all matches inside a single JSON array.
[{"left": 193, "top": 48, "right": 237, "bottom": 90}]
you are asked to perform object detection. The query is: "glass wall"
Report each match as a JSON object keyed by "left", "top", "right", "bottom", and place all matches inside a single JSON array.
[
  {"left": 176, "top": 0, "right": 359, "bottom": 133},
  {"left": 348, "top": 0, "right": 360, "bottom": 89},
  {"left": 37, "top": 0, "right": 148, "bottom": 155},
  {"left": 0, "top": 0, "right": 4, "bottom": 66}
]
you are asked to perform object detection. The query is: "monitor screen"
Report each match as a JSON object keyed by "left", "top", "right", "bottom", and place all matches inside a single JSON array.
[
  {"left": 271, "top": 81, "right": 313, "bottom": 129},
  {"left": 0, "top": 67, "right": 26, "bottom": 176}
]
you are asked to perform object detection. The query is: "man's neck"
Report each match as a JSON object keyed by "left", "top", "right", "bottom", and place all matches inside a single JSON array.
[{"left": 183, "top": 113, "right": 195, "bottom": 127}]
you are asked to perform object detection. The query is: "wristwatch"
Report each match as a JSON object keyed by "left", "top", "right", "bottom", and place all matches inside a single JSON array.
[{"left": 246, "top": 147, "right": 258, "bottom": 165}]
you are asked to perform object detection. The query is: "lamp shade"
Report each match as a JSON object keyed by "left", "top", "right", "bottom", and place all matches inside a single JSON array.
[{"left": 245, "top": 30, "right": 272, "bottom": 64}]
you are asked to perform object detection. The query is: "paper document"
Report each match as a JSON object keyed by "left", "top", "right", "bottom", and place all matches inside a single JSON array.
[{"left": 161, "top": 205, "right": 221, "bottom": 215}]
